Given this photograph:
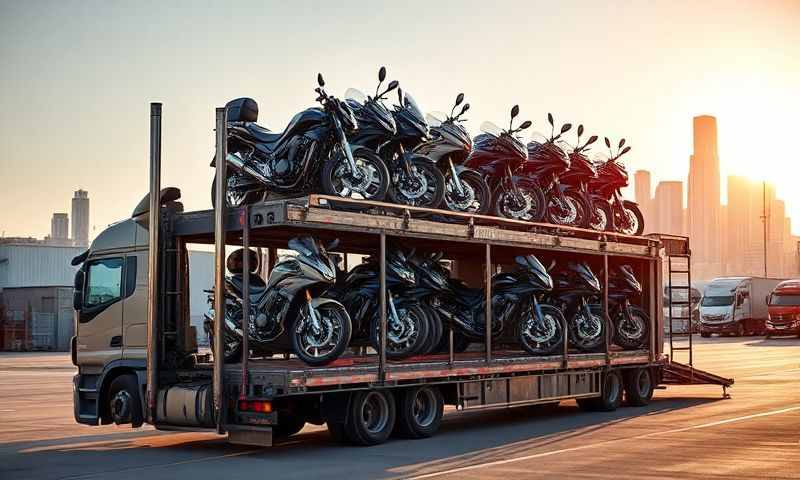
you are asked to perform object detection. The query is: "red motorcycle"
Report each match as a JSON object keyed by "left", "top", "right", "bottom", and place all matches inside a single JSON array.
[
  {"left": 588, "top": 138, "right": 644, "bottom": 235},
  {"left": 465, "top": 106, "right": 545, "bottom": 221},
  {"left": 560, "top": 125, "right": 605, "bottom": 230}
]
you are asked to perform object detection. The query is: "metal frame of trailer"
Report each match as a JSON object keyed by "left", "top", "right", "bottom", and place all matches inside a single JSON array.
[{"left": 142, "top": 103, "right": 731, "bottom": 446}]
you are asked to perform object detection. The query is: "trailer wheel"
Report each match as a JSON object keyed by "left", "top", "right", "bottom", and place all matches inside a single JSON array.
[
  {"left": 577, "top": 370, "right": 622, "bottom": 412},
  {"left": 107, "top": 374, "right": 143, "bottom": 428},
  {"left": 624, "top": 368, "right": 654, "bottom": 406},
  {"left": 394, "top": 386, "right": 444, "bottom": 439},
  {"left": 344, "top": 390, "right": 396, "bottom": 446}
]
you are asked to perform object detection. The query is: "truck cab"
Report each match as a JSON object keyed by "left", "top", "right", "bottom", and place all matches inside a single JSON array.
[{"left": 766, "top": 280, "right": 800, "bottom": 337}]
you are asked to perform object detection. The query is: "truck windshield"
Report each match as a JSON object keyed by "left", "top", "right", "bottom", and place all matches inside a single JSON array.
[
  {"left": 770, "top": 294, "right": 800, "bottom": 306},
  {"left": 701, "top": 295, "right": 734, "bottom": 307}
]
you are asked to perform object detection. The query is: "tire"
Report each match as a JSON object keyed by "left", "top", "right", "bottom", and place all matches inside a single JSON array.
[
  {"left": 206, "top": 316, "right": 244, "bottom": 364},
  {"left": 613, "top": 305, "right": 650, "bottom": 350},
  {"left": 389, "top": 156, "right": 446, "bottom": 209},
  {"left": 494, "top": 182, "right": 547, "bottom": 222},
  {"left": 570, "top": 304, "right": 606, "bottom": 353},
  {"left": 210, "top": 173, "right": 264, "bottom": 208},
  {"left": 577, "top": 370, "right": 623, "bottom": 412},
  {"left": 344, "top": 390, "right": 396, "bottom": 446},
  {"left": 321, "top": 149, "right": 390, "bottom": 201},
  {"left": 617, "top": 200, "right": 645, "bottom": 236},
  {"left": 546, "top": 191, "right": 589, "bottom": 227},
  {"left": 735, "top": 322, "right": 745, "bottom": 337},
  {"left": 291, "top": 300, "right": 352, "bottom": 366},
  {"left": 443, "top": 169, "right": 491, "bottom": 215},
  {"left": 589, "top": 199, "right": 614, "bottom": 232},
  {"left": 700, "top": 331, "right": 711, "bottom": 338},
  {"left": 418, "top": 305, "right": 443, "bottom": 355},
  {"left": 394, "top": 386, "right": 444, "bottom": 439},
  {"left": 624, "top": 368, "right": 654, "bottom": 406},
  {"left": 370, "top": 302, "right": 429, "bottom": 360},
  {"left": 518, "top": 304, "right": 565, "bottom": 356},
  {"left": 274, "top": 413, "right": 306, "bottom": 438},
  {"left": 107, "top": 374, "right": 144, "bottom": 428}
]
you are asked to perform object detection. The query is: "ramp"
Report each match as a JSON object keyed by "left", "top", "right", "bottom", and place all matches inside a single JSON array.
[{"left": 663, "top": 360, "right": 734, "bottom": 397}]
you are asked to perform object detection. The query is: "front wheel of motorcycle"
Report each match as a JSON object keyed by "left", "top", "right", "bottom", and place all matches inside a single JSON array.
[
  {"left": 321, "top": 149, "right": 390, "bottom": 202},
  {"left": 518, "top": 304, "right": 565, "bottom": 356},
  {"left": 388, "top": 156, "right": 446, "bottom": 209},
  {"left": 210, "top": 173, "right": 265, "bottom": 208},
  {"left": 291, "top": 301, "right": 352, "bottom": 366},
  {"left": 443, "top": 169, "right": 491, "bottom": 215},
  {"left": 589, "top": 199, "right": 614, "bottom": 232},
  {"left": 569, "top": 304, "right": 606, "bottom": 352},
  {"left": 617, "top": 200, "right": 645, "bottom": 236},
  {"left": 613, "top": 305, "right": 650, "bottom": 350},
  {"left": 370, "top": 303, "right": 430, "bottom": 360},
  {"left": 493, "top": 183, "right": 546, "bottom": 222}
]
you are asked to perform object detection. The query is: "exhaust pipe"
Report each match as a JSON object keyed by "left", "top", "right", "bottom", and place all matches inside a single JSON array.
[{"left": 226, "top": 152, "right": 270, "bottom": 184}]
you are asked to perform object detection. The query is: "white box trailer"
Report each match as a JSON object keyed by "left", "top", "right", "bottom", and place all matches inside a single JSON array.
[{"left": 699, "top": 277, "right": 784, "bottom": 336}]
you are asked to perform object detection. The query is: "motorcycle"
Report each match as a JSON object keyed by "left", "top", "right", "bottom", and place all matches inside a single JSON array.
[
  {"left": 603, "top": 264, "right": 650, "bottom": 349},
  {"left": 549, "top": 261, "right": 606, "bottom": 352},
  {"left": 329, "top": 249, "right": 430, "bottom": 359},
  {"left": 415, "top": 94, "right": 492, "bottom": 214},
  {"left": 203, "top": 238, "right": 352, "bottom": 366},
  {"left": 211, "top": 73, "right": 390, "bottom": 207},
  {"left": 345, "top": 68, "right": 445, "bottom": 209},
  {"left": 412, "top": 251, "right": 565, "bottom": 356},
  {"left": 559, "top": 125, "right": 605, "bottom": 230},
  {"left": 465, "top": 106, "right": 546, "bottom": 222},
  {"left": 525, "top": 115, "right": 591, "bottom": 227},
  {"left": 589, "top": 138, "right": 645, "bottom": 235}
]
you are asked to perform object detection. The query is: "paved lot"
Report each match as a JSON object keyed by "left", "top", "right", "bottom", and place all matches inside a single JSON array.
[{"left": 1, "top": 337, "right": 798, "bottom": 479}]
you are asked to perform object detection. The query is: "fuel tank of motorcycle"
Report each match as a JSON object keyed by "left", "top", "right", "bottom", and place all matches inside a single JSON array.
[
  {"left": 465, "top": 133, "right": 527, "bottom": 175},
  {"left": 415, "top": 121, "right": 472, "bottom": 164}
]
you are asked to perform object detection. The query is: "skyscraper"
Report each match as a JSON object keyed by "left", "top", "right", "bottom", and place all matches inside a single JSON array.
[
  {"left": 654, "top": 181, "right": 684, "bottom": 235},
  {"left": 688, "top": 116, "right": 722, "bottom": 277},
  {"left": 71, "top": 190, "right": 90, "bottom": 247},
  {"left": 50, "top": 213, "right": 69, "bottom": 240},
  {"left": 634, "top": 170, "right": 653, "bottom": 231}
]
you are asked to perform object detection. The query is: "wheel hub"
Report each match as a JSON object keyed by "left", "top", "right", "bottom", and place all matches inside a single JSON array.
[
  {"left": 549, "top": 197, "right": 578, "bottom": 224},
  {"left": 590, "top": 206, "right": 608, "bottom": 230},
  {"left": 110, "top": 390, "right": 132, "bottom": 425},
  {"left": 397, "top": 168, "right": 429, "bottom": 200},
  {"left": 502, "top": 192, "right": 535, "bottom": 220},
  {"left": 445, "top": 178, "right": 476, "bottom": 211}
]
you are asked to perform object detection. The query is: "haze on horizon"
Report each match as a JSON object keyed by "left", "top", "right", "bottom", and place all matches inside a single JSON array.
[{"left": 1, "top": 0, "right": 798, "bottom": 239}]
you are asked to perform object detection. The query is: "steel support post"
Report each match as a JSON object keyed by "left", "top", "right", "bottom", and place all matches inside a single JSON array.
[
  {"left": 213, "top": 107, "right": 227, "bottom": 433},
  {"left": 485, "top": 243, "right": 492, "bottom": 363},
  {"left": 379, "top": 232, "right": 387, "bottom": 381},
  {"left": 145, "top": 102, "right": 162, "bottom": 424},
  {"left": 241, "top": 206, "right": 250, "bottom": 399}
]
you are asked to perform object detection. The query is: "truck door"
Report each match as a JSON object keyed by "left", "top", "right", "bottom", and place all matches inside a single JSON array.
[
  {"left": 76, "top": 257, "right": 125, "bottom": 370},
  {"left": 122, "top": 252, "right": 148, "bottom": 360}
]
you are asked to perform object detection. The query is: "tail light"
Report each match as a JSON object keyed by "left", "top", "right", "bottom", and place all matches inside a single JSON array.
[{"left": 238, "top": 399, "right": 272, "bottom": 413}]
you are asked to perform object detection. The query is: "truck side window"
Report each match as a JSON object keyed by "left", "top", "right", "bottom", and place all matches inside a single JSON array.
[{"left": 85, "top": 258, "right": 124, "bottom": 308}]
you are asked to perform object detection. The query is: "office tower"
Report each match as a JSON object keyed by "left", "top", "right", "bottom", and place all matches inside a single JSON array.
[
  {"left": 71, "top": 190, "right": 90, "bottom": 247},
  {"left": 50, "top": 213, "right": 69, "bottom": 240},
  {"left": 654, "top": 181, "right": 683, "bottom": 235},
  {"left": 634, "top": 170, "right": 653, "bottom": 231},
  {"left": 688, "top": 116, "right": 722, "bottom": 276}
]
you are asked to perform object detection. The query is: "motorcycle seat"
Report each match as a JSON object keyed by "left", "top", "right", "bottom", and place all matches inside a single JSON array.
[
  {"left": 229, "top": 274, "right": 268, "bottom": 297},
  {"left": 449, "top": 280, "right": 484, "bottom": 306},
  {"left": 244, "top": 123, "right": 282, "bottom": 144}
]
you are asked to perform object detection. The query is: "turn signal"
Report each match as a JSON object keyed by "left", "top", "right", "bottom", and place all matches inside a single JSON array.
[{"left": 238, "top": 399, "right": 272, "bottom": 413}]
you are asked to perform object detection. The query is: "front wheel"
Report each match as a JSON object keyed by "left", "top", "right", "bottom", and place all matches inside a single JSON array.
[
  {"left": 493, "top": 182, "right": 546, "bottom": 222},
  {"left": 518, "top": 304, "right": 565, "bottom": 356},
  {"left": 389, "top": 156, "right": 446, "bottom": 209},
  {"left": 443, "top": 169, "right": 491, "bottom": 215},
  {"left": 616, "top": 200, "right": 645, "bottom": 235},
  {"left": 570, "top": 304, "right": 605, "bottom": 352},
  {"left": 589, "top": 199, "right": 614, "bottom": 231},
  {"left": 546, "top": 190, "right": 591, "bottom": 228},
  {"left": 291, "top": 300, "right": 352, "bottom": 366},
  {"left": 614, "top": 305, "right": 650, "bottom": 350},
  {"left": 322, "top": 149, "right": 390, "bottom": 201},
  {"left": 370, "top": 302, "right": 429, "bottom": 359}
]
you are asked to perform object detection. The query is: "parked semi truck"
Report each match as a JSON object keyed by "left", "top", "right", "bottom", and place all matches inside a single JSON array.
[
  {"left": 70, "top": 104, "right": 731, "bottom": 447},
  {"left": 766, "top": 279, "right": 800, "bottom": 337},
  {"left": 699, "top": 277, "right": 784, "bottom": 337}
]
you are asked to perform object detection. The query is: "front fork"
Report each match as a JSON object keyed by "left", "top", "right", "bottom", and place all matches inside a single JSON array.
[
  {"left": 506, "top": 165, "right": 522, "bottom": 200},
  {"left": 334, "top": 116, "right": 360, "bottom": 177},
  {"left": 387, "top": 290, "right": 401, "bottom": 329},
  {"left": 305, "top": 289, "right": 322, "bottom": 334},
  {"left": 448, "top": 156, "right": 465, "bottom": 196}
]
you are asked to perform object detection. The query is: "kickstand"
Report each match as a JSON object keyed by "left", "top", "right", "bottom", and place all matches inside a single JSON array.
[{"left": 722, "top": 385, "right": 731, "bottom": 399}]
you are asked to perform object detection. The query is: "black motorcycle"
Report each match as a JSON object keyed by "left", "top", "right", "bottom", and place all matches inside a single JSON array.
[
  {"left": 211, "top": 73, "right": 390, "bottom": 207},
  {"left": 560, "top": 125, "right": 604, "bottom": 230},
  {"left": 345, "top": 68, "right": 445, "bottom": 209},
  {"left": 330, "top": 249, "right": 430, "bottom": 359},
  {"left": 465, "top": 106, "right": 545, "bottom": 221},
  {"left": 413, "top": 251, "right": 565, "bottom": 356},
  {"left": 414, "top": 94, "right": 491, "bottom": 214},
  {"left": 588, "top": 138, "right": 644, "bottom": 235},
  {"left": 204, "top": 238, "right": 352, "bottom": 366},
  {"left": 549, "top": 261, "right": 605, "bottom": 352},
  {"left": 603, "top": 264, "right": 650, "bottom": 349},
  {"left": 525, "top": 116, "right": 590, "bottom": 228}
]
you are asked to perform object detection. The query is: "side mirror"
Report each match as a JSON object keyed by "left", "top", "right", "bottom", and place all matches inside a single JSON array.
[
  {"left": 560, "top": 123, "right": 572, "bottom": 134},
  {"left": 618, "top": 138, "right": 626, "bottom": 149},
  {"left": 511, "top": 105, "right": 520, "bottom": 119},
  {"left": 518, "top": 120, "right": 532, "bottom": 130},
  {"left": 577, "top": 125, "right": 584, "bottom": 137},
  {"left": 455, "top": 93, "right": 465, "bottom": 106},
  {"left": 547, "top": 113, "right": 554, "bottom": 126},
  {"left": 586, "top": 135, "right": 598, "bottom": 146},
  {"left": 397, "top": 87, "right": 403, "bottom": 104},
  {"left": 386, "top": 80, "right": 399, "bottom": 92},
  {"left": 604, "top": 137, "right": 611, "bottom": 148},
  {"left": 620, "top": 146, "right": 632, "bottom": 156},
  {"left": 73, "top": 270, "right": 85, "bottom": 311},
  {"left": 378, "top": 66, "right": 386, "bottom": 82},
  {"left": 460, "top": 103, "right": 470, "bottom": 115},
  {"left": 317, "top": 73, "right": 325, "bottom": 87}
]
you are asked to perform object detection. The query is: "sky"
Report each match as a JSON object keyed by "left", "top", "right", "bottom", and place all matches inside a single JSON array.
[{"left": 1, "top": 0, "right": 799, "bottom": 239}]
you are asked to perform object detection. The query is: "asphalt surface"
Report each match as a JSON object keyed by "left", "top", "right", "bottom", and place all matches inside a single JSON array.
[{"left": 1, "top": 336, "right": 798, "bottom": 479}]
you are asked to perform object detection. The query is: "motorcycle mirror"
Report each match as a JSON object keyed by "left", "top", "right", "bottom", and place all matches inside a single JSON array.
[
  {"left": 518, "top": 120, "right": 532, "bottom": 130},
  {"left": 560, "top": 123, "right": 572, "bottom": 134},
  {"left": 460, "top": 103, "right": 470, "bottom": 116},
  {"left": 455, "top": 92, "right": 465, "bottom": 106},
  {"left": 585, "top": 135, "right": 598, "bottom": 146},
  {"left": 547, "top": 113, "right": 554, "bottom": 126},
  {"left": 620, "top": 146, "right": 632, "bottom": 156},
  {"left": 397, "top": 87, "right": 403, "bottom": 104},
  {"left": 577, "top": 124, "right": 584, "bottom": 137},
  {"left": 386, "top": 80, "right": 399, "bottom": 92},
  {"left": 604, "top": 137, "right": 611, "bottom": 148},
  {"left": 378, "top": 66, "right": 386, "bottom": 82},
  {"left": 327, "top": 238, "right": 340, "bottom": 251},
  {"left": 618, "top": 138, "right": 626, "bottom": 149},
  {"left": 511, "top": 105, "right": 520, "bottom": 119},
  {"left": 317, "top": 73, "right": 325, "bottom": 87}
]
